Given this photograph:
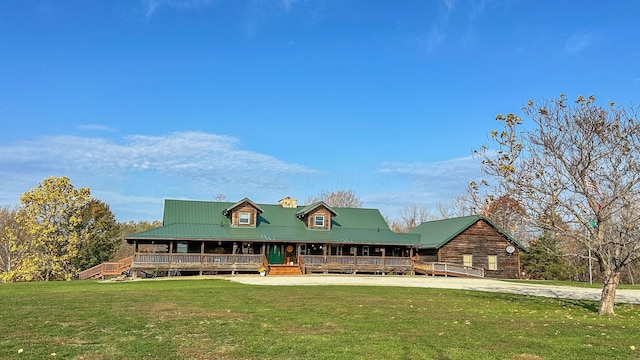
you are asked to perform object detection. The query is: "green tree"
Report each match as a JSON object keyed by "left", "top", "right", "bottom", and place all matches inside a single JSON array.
[
  {"left": 475, "top": 95, "right": 640, "bottom": 315},
  {"left": 521, "top": 236, "right": 570, "bottom": 280},
  {"left": 73, "top": 199, "right": 120, "bottom": 272},
  {"left": 113, "top": 220, "right": 162, "bottom": 260}
]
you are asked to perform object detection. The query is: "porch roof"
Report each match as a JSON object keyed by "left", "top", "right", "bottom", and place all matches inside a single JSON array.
[{"left": 127, "top": 199, "right": 420, "bottom": 246}]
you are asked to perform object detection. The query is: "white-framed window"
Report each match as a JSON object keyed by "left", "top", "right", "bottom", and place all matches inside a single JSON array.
[
  {"left": 239, "top": 212, "right": 250, "bottom": 225},
  {"left": 488, "top": 255, "right": 498, "bottom": 270},
  {"left": 463, "top": 254, "right": 473, "bottom": 267},
  {"left": 363, "top": 246, "right": 369, "bottom": 256},
  {"left": 314, "top": 215, "right": 325, "bottom": 227}
]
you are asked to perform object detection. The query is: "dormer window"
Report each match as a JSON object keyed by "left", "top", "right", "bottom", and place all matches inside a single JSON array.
[
  {"left": 223, "top": 198, "right": 264, "bottom": 227},
  {"left": 239, "top": 212, "right": 250, "bottom": 225},
  {"left": 296, "top": 201, "right": 338, "bottom": 230}
]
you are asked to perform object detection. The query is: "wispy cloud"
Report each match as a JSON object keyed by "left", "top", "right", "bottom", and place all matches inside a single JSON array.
[
  {"left": 376, "top": 156, "right": 481, "bottom": 199},
  {"left": 565, "top": 31, "right": 593, "bottom": 54},
  {"left": 0, "top": 131, "right": 320, "bottom": 219},
  {"left": 142, "top": 0, "right": 215, "bottom": 20},
  {"left": 77, "top": 124, "right": 114, "bottom": 132},
  {"left": 370, "top": 155, "right": 482, "bottom": 219},
  {"left": 421, "top": 0, "right": 495, "bottom": 53}
]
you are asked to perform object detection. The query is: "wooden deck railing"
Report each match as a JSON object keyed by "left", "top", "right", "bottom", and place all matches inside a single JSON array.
[
  {"left": 132, "top": 253, "right": 264, "bottom": 273},
  {"left": 413, "top": 261, "right": 484, "bottom": 278},
  {"left": 301, "top": 255, "right": 413, "bottom": 274},
  {"left": 78, "top": 256, "right": 133, "bottom": 280}
]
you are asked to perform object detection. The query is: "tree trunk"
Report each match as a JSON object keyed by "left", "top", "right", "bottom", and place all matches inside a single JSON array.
[{"left": 598, "top": 266, "right": 621, "bottom": 316}]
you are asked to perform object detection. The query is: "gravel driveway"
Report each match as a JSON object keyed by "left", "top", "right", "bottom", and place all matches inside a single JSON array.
[{"left": 227, "top": 275, "right": 640, "bottom": 304}]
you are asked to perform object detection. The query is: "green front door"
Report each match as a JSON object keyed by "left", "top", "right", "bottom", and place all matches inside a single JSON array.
[{"left": 266, "top": 244, "right": 285, "bottom": 264}]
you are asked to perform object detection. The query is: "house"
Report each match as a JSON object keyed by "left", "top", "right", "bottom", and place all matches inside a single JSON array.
[
  {"left": 119, "top": 198, "right": 526, "bottom": 280},
  {"left": 410, "top": 215, "right": 526, "bottom": 279},
  {"left": 125, "top": 197, "right": 421, "bottom": 276}
]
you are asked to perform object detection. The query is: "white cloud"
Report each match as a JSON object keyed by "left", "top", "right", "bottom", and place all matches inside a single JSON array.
[
  {"left": 0, "top": 131, "right": 320, "bottom": 220},
  {"left": 565, "top": 31, "right": 592, "bottom": 54},
  {"left": 142, "top": 0, "right": 215, "bottom": 19},
  {"left": 370, "top": 155, "right": 483, "bottom": 220},
  {"left": 77, "top": 124, "right": 114, "bottom": 132}
]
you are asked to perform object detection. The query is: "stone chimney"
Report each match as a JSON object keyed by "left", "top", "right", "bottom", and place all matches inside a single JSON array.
[{"left": 278, "top": 197, "right": 298, "bottom": 208}]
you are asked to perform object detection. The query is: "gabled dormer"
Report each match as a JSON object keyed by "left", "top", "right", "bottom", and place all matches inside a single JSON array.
[
  {"left": 222, "top": 198, "right": 264, "bottom": 227},
  {"left": 296, "top": 201, "right": 338, "bottom": 230}
]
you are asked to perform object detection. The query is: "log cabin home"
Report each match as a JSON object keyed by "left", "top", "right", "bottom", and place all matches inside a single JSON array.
[
  {"left": 121, "top": 198, "right": 526, "bottom": 279},
  {"left": 125, "top": 197, "right": 421, "bottom": 276},
  {"left": 410, "top": 215, "right": 527, "bottom": 279}
]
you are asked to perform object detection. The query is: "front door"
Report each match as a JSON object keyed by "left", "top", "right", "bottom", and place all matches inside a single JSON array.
[{"left": 266, "top": 244, "right": 285, "bottom": 264}]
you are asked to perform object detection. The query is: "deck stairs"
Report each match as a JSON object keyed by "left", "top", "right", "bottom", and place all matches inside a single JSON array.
[
  {"left": 268, "top": 264, "right": 303, "bottom": 275},
  {"left": 79, "top": 256, "right": 133, "bottom": 280}
]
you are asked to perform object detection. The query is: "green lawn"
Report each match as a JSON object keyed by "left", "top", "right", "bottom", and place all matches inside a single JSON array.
[{"left": 1, "top": 278, "right": 638, "bottom": 360}]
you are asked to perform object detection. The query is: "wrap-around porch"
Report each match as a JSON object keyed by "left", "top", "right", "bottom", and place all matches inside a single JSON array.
[{"left": 130, "top": 240, "right": 414, "bottom": 276}]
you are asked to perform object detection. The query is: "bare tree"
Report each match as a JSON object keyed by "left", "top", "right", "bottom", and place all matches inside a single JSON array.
[
  {"left": 305, "top": 189, "right": 362, "bottom": 208},
  {"left": 389, "top": 205, "right": 433, "bottom": 233},
  {"left": 475, "top": 94, "right": 640, "bottom": 315},
  {"left": 0, "top": 207, "right": 19, "bottom": 275}
]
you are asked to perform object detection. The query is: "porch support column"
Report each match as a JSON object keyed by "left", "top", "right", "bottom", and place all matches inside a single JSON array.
[
  {"left": 353, "top": 246, "right": 357, "bottom": 275},
  {"left": 200, "top": 241, "right": 205, "bottom": 276},
  {"left": 381, "top": 248, "right": 386, "bottom": 276},
  {"left": 232, "top": 243, "right": 238, "bottom": 275},
  {"left": 323, "top": 244, "right": 328, "bottom": 274},
  {"left": 168, "top": 241, "right": 173, "bottom": 277}
]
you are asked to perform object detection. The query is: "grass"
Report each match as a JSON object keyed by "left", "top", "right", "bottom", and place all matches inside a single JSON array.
[{"left": 0, "top": 278, "right": 638, "bottom": 360}]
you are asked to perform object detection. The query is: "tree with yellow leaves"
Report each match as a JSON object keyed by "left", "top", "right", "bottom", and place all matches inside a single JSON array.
[{"left": 3, "top": 176, "right": 92, "bottom": 281}]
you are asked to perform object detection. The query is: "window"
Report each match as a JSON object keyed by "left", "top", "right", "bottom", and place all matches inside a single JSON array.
[
  {"left": 463, "top": 254, "right": 473, "bottom": 267},
  {"left": 314, "top": 215, "right": 325, "bottom": 227},
  {"left": 488, "top": 255, "right": 498, "bottom": 270},
  {"left": 239, "top": 212, "right": 250, "bottom": 225}
]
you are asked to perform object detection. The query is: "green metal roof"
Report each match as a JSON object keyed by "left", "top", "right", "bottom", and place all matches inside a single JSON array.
[
  {"left": 410, "top": 215, "right": 527, "bottom": 250},
  {"left": 127, "top": 199, "right": 420, "bottom": 246}
]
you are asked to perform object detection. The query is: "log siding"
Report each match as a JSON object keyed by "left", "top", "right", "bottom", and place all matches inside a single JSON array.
[{"left": 437, "top": 220, "right": 521, "bottom": 279}]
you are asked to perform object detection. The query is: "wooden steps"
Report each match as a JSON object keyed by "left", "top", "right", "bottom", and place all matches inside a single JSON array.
[{"left": 268, "top": 265, "right": 303, "bottom": 276}]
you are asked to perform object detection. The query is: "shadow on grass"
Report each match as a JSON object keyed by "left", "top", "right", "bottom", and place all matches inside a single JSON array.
[{"left": 559, "top": 298, "right": 599, "bottom": 313}]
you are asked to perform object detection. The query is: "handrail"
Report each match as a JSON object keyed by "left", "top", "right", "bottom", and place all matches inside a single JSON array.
[
  {"left": 262, "top": 254, "right": 270, "bottom": 275},
  {"left": 414, "top": 261, "right": 484, "bottom": 278},
  {"left": 79, "top": 263, "right": 104, "bottom": 280},
  {"left": 78, "top": 255, "right": 134, "bottom": 280}
]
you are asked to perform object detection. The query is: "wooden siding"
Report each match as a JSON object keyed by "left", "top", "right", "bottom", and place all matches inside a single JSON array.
[
  {"left": 437, "top": 220, "right": 520, "bottom": 279},
  {"left": 230, "top": 204, "right": 258, "bottom": 227},
  {"left": 306, "top": 207, "right": 332, "bottom": 230}
]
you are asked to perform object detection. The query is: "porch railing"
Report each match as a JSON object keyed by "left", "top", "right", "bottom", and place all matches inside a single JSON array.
[
  {"left": 413, "top": 261, "right": 484, "bottom": 278},
  {"left": 133, "top": 253, "right": 263, "bottom": 270},
  {"left": 301, "top": 255, "right": 412, "bottom": 274}
]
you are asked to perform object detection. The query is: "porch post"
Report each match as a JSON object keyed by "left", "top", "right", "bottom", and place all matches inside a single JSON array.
[
  {"left": 200, "top": 241, "right": 205, "bottom": 276},
  {"left": 323, "top": 244, "right": 328, "bottom": 274},
  {"left": 381, "top": 248, "right": 386, "bottom": 276},
  {"left": 232, "top": 243, "right": 238, "bottom": 275},
  {"left": 168, "top": 241, "right": 173, "bottom": 276},
  {"left": 353, "top": 246, "right": 357, "bottom": 275}
]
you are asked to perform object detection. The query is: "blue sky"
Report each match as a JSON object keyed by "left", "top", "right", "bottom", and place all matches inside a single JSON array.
[{"left": 1, "top": 0, "right": 639, "bottom": 221}]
